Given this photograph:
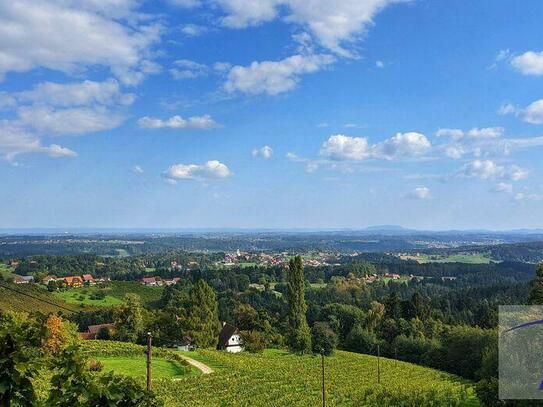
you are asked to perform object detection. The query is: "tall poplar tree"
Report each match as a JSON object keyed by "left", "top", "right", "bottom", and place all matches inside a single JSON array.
[
  {"left": 286, "top": 255, "right": 311, "bottom": 354},
  {"left": 183, "top": 280, "right": 220, "bottom": 348}
]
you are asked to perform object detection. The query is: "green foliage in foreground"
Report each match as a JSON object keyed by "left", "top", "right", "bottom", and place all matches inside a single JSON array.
[{"left": 155, "top": 349, "right": 476, "bottom": 406}]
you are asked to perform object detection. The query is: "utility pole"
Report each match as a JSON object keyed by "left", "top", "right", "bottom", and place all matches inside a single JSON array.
[
  {"left": 321, "top": 348, "right": 326, "bottom": 407},
  {"left": 146, "top": 332, "right": 152, "bottom": 391},
  {"left": 377, "top": 343, "right": 381, "bottom": 384}
]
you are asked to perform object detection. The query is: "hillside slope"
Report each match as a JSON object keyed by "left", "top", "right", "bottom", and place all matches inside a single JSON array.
[
  {"left": 0, "top": 282, "right": 78, "bottom": 314},
  {"left": 154, "top": 349, "right": 476, "bottom": 406}
]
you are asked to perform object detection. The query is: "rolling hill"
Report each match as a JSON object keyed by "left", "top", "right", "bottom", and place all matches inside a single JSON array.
[{"left": 80, "top": 341, "right": 478, "bottom": 406}]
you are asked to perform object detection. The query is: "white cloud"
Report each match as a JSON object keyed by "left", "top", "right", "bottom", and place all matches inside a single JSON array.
[
  {"left": 373, "top": 132, "right": 431, "bottom": 160},
  {"left": 214, "top": 0, "right": 281, "bottom": 28},
  {"left": 500, "top": 99, "right": 543, "bottom": 125},
  {"left": 0, "top": 0, "right": 161, "bottom": 84},
  {"left": 252, "top": 145, "right": 273, "bottom": 159},
  {"left": 511, "top": 51, "right": 543, "bottom": 76},
  {"left": 286, "top": 152, "right": 303, "bottom": 161},
  {"left": 493, "top": 182, "right": 513, "bottom": 194},
  {"left": 520, "top": 100, "right": 543, "bottom": 125},
  {"left": 16, "top": 79, "right": 135, "bottom": 107},
  {"left": 0, "top": 121, "right": 77, "bottom": 160},
  {"left": 319, "top": 134, "right": 371, "bottom": 161},
  {"left": 162, "top": 160, "right": 232, "bottom": 182},
  {"left": 170, "top": 0, "right": 202, "bottom": 7},
  {"left": 319, "top": 132, "right": 431, "bottom": 161},
  {"left": 375, "top": 60, "right": 385, "bottom": 68},
  {"left": 17, "top": 106, "right": 124, "bottom": 136},
  {"left": 214, "top": 0, "right": 404, "bottom": 56},
  {"left": 137, "top": 114, "right": 218, "bottom": 130},
  {"left": 169, "top": 59, "right": 208, "bottom": 80},
  {"left": 0, "top": 92, "right": 16, "bottom": 110},
  {"left": 224, "top": 53, "right": 334, "bottom": 95},
  {"left": 498, "top": 103, "right": 516, "bottom": 115},
  {"left": 436, "top": 127, "right": 504, "bottom": 139},
  {"left": 460, "top": 160, "right": 528, "bottom": 181},
  {"left": 132, "top": 165, "right": 144, "bottom": 174},
  {"left": 181, "top": 24, "right": 207, "bottom": 36},
  {"left": 408, "top": 186, "right": 430, "bottom": 200}
]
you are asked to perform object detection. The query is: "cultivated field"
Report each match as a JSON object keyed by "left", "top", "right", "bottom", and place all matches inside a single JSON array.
[{"left": 82, "top": 341, "right": 478, "bottom": 406}]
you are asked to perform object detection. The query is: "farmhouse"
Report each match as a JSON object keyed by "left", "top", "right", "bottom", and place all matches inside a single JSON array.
[
  {"left": 82, "top": 274, "right": 95, "bottom": 285},
  {"left": 64, "top": 276, "right": 84, "bottom": 287},
  {"left": 217, "top": 322, "right": 243, "bottom": 353},
  {"left": 79, "top": 323, "right": 114, "bottom": 340},
  {"left": 142, "top": 276, "right": 157, "bottom": 286},
  {"left": 14, "top": 275, "right": 34, "bottom": 284}
]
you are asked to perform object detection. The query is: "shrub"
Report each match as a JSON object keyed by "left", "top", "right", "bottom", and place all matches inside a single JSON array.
[
  {"left": 88, "top": 359, "right": 103, "bottom": 372},
  {"left": 240, "top": 330, "right": 266, "bottom": 353},
  {"left": 311, "top": 322, "right": 338, "bottom": 356}
]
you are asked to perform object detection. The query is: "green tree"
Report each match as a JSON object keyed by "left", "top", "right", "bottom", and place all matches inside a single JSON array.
[
  {"left": 528, "top": 263, "right": 543, "bottom": 304},
  {"left": 311, "top": 322, "right": 338, "bottom": 356},
  {"left": 114, "top": 294, "right": 144, "bottom": 343},
  {"left": 183, "top": 280, "right": 220, "bottom": 348},
  {"left": 286, "top": 256, "right": 312, "bottom": 354},
  {"left": 0, "top": 312, "right": 43, "bottom": 406}
]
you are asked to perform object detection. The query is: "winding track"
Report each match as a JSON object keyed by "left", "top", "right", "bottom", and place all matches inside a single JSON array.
[{"left": 177, "top": 354, "right": 214, "bottom": 374}]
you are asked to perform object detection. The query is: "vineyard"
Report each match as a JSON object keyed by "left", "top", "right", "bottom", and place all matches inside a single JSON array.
[
  {"left": 0, "top": 282, "right": 78, "bottom": 314},
  {"left": 80, "top": 341, "right": 478, "bottom": 406}
]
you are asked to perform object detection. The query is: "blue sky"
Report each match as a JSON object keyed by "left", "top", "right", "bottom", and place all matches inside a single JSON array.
[{"left": 1, "top": 0, "right": 543, "bottom": 229}]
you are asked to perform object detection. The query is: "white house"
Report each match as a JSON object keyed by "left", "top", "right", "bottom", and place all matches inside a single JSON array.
[{"left": 217, "top": 323, "right": 243, "bottom": 353}]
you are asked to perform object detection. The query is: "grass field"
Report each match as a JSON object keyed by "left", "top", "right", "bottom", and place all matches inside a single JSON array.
[
  {"left": 401, "top": 253, "right": 494, "bottom": 264},
  {"left": 0, "top": 263, "right": 13, "bottom": 279},
  {"left": 52, "top": 281, "right": 163, "bottom": 307},
  {"left": 155, "top": 349, "right": 478, "bottom": 406},
  {"left": 97, "top": 356, "right": 192, "bottom": 379},
  {"left": 54, "top": 288, "right": 123, "bottom": 306}
]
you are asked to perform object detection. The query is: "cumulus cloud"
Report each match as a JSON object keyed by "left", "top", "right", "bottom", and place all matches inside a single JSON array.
[
  {"left": 213, "top": 0, "right": 404, "bottom": 56},
  {"left": 16, "top": 79, "right": 135, "bottom": 107},
  {"left": 373, "top": 132, "right": 431, "bottom": 160},
  {"left": 181, "top": 23, "right": 207, "bottom": 36},
  {"left": 169, "top": 59, "right": 208, "bottom": 80},
  {"left": 511, "top": 51, "right": 543, "bottom": 76},
  {"left": 0, "top": 78, "right": 132, "bottom": 158},
  {"left": 520, "top": 100, "right": 543, "bottom": 125},
  {"left": 0, "top": 121, "right": 77, "bottom": 161},
  {"left": 460, "top": 160, "right": 528, "bottom": 181},
  {"left": 17, "top": 106, "right": 125, "bottom": 136},
  {"left": 319, "top": 134, "right": 371, "bottom": 161},
  {"left": 131, "top": 165, "right": 144, "bottom": 174},
  {"left": 137, "top": 114, "right": 218, "bottom": 130},
  {"left": 375, "top": 60, "right": 385, "bottom": 68},
  {"left": 224, "top": 53, "right": 334, "bottom": 95},
  {"left": 408, "top": 186, "right": 431, "bottom": 200},
  {"left": 0, "top": 0, "right": 162, "bottom": 84},
  {"left": 499, "top": 99, "right": 543, "bottom": 125},
  {"left": 252, "top": 145, "right": 273, "bottom": 159},
  {"left": 162, "top": 160, "right": 232, "bottom": 182},
  {"left": 319, "top": 132, "right": 431, "bottom": 161}
]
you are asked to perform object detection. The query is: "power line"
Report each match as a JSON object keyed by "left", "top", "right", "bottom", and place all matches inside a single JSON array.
[{"left": 0, "top": 282, "right": 77, "bottom": 313}]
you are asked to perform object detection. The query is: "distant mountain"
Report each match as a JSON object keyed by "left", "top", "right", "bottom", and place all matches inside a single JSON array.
[{"left": 363, "top": 225, "right": 412, "bottom": 232}]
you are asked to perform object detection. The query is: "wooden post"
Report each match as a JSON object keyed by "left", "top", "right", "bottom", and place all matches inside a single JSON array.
[
  {"left": 321, "top": 349, "right": 325, "bottom": 407},
  {"left": 377, "top": 344, "right": 381, "bottom": 384},
  {"left": 146, "top": 332, "right": 152, "bottom": 391}
]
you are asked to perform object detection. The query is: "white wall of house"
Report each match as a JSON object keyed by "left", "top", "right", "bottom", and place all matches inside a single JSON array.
[{"left": 226, "top": 334, "right": 243, "bottom": 353}]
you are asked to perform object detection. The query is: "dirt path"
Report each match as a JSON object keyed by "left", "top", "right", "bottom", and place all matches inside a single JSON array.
[{"left": 178, "top": 355, "right": 214, "bottom": 374}]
